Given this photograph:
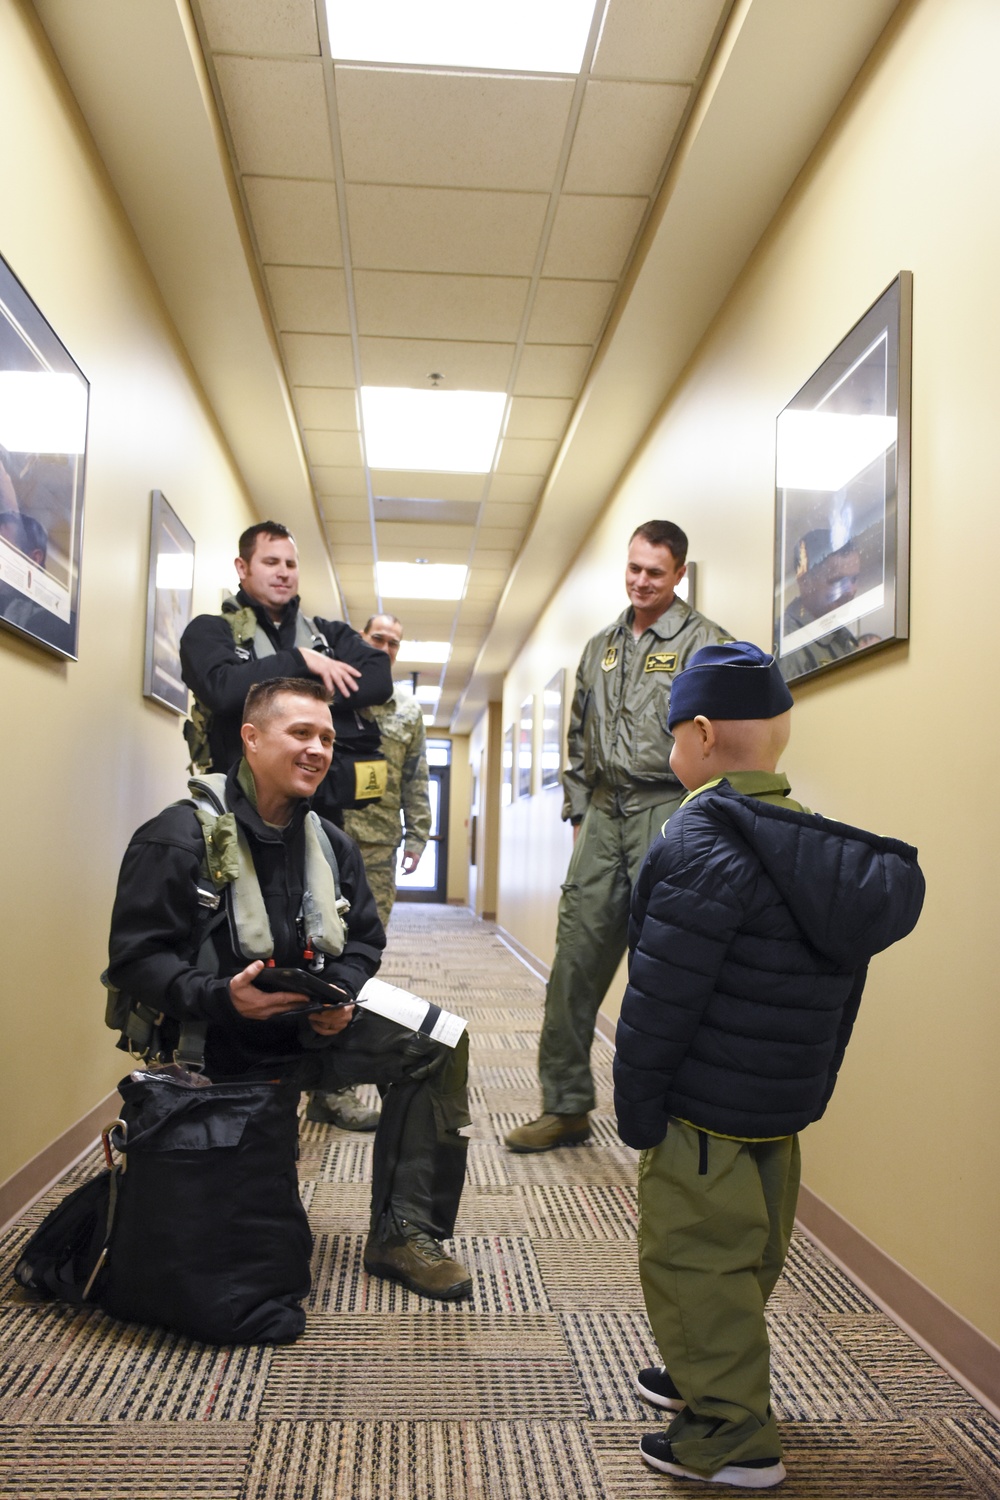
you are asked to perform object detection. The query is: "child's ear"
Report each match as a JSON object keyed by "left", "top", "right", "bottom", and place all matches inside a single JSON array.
[{"left": 694, "top": 716, "right": 715, "bottom": 755}]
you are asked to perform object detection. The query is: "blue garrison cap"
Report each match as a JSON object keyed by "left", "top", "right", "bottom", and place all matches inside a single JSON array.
[{"left": 667, "top": 641, "right": 794, "bottom": 730}]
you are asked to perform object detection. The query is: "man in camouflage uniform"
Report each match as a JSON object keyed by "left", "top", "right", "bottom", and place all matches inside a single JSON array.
[
  {"left": 344, "top": 615, "right": 432, "bottom": 928},
  {"left": 506, "top": 521, "right": 733, "bottom": 1153}
]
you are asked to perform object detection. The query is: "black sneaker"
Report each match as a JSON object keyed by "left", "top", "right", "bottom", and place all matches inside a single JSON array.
[
  {"left": 635, "top": 1365, "right": 686, "bottom": 1411},
  {"left": 639, "top": 1432, "right": 786, "bottom": 1489}
]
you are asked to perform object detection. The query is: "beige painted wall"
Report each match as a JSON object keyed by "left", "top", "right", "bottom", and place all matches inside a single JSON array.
[
  {"left": 0, "top": 5, "right": 257, "bottom": 1185},
  {"left": 496, "top": 0, "right": 1000, "bottom": 1341}
]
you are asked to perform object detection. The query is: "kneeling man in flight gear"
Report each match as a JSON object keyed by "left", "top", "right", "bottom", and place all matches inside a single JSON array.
[{"left": 107, "top": 678, "right": 472, "bottom": 1302}]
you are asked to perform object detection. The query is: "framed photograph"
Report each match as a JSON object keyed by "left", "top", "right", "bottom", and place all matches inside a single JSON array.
[
  {"left": 773, "top": 272, "right": 912, "bottom": 685},
  {"left": 675, "top": 561, "right": 697, "bottom": 608},
  {"left": 143, "top": 490, "right": 195, "bottom": 713},
  {"left": 517, "top": 694, "right": 534, "bottom": 799},
  {"left": 501, "top": 724, "right": 514, "bottom": 807},
  {"left": 540, "top": 669, "right": 565, "bottom": 789},
  {"left": 0, "top": 253, "right": 89, "bottom": 659}
]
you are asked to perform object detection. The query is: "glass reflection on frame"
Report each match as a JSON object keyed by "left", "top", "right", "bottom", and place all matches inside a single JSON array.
[{"left": 773, "top": 272, "right": 912, "bottom": 686}]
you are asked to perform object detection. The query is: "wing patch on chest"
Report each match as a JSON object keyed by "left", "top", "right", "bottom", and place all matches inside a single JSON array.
[
  {"left": 601, "top": 646, "right": 618, "bottom": 671},
  {"left": 644, "top": 651, "right": 678, "bottom": 673}
]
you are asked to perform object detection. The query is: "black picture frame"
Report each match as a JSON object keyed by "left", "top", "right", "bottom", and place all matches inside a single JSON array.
[
  {"left": 143, "top": 490, "right": 195, "bottom": 714},
  {"left": 773, "top": 272, "right": 912, "bottom": 685},
  {"left": 0, "top": 253, "right": 89, "bottom": 659}
]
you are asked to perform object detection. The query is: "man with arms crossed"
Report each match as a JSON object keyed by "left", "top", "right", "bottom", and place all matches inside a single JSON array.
[
  {"left": 181, "top": 521, "right": 392, "bottom": 1132},
  {"left": 343, "top": 614, "right": 432, "bottom": 928},
  {"left": 506, "top": 520, "right": 732, "bottom": 1153},
  {"left": 108, "top": 678, "right": 472, "bottom": 1301}
]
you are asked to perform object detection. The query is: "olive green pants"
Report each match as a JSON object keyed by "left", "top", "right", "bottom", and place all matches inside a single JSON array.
[
  {"left": 638, "top": 1120, "right": 801, "bottom": 1473},
  {"left": 538, "top": 797, "right": 681, "bottom": 1114}
]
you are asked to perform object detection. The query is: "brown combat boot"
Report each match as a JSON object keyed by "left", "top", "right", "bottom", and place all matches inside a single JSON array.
[
  {"left": 363, "top": 1221, "right": 473, "bottom": 1301},
  {"left": 504, "top": 1112, "right": 591, "bottom": 1153}
]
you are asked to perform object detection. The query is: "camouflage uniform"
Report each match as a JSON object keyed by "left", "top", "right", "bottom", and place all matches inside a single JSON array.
[{"left": 344, "top": 689, "right": 431, "bottom": 927}]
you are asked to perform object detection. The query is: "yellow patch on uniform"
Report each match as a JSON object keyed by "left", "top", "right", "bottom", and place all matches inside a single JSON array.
[
  {"left": 354, "top": 759, "right": 389, "bottom": 800},
  {"left": 601, "top": 646, "right": 618, "bottom": 671},
  {"left": 644, "top": 651, "right": 678, "bottom": 673}
]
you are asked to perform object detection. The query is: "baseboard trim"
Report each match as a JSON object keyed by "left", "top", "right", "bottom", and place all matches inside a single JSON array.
[
  {"left": 796, "top": 1184, "right": 1000, "bottom": 1416},
  {"left": 0, "top": 1090, "right": 119, "bottom": 1235},
  {"left": 495, "top": 922, "right": 1000, "bottom": 1414}
]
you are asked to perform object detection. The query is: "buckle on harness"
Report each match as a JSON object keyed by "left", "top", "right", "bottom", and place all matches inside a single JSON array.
[{"left": 196, "top": 884, "right": 221, "bottom": 911}]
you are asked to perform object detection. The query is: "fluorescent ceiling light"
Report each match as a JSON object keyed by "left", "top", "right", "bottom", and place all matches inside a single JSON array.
[
  {"left": 422, "top": 713, "right": 437, "bottom": 726},
  {"left": 326, "top": 0, "right": 594, "bottom": 73},
  {"left": 0, "top": 371, "right": 88, "bottom": 454},
  {"left": 362, "top": 386, "right": 505, "bottom": 472},
  {"left": 378, "top": 561, "right": 467, "bottom": 599},
  {"left": 397, "top": 640, "right": 452, "bottom": 664},
  {"left": 777, "top": 411, "right": 897, "bottom": 491},
  {"left": 413, "top": 685, "right": 442, "bottom": 705}
]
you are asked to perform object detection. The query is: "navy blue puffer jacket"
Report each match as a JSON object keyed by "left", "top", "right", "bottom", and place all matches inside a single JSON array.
[{"left": 614, "top": 782, "right": 925, "bottom": 1147}]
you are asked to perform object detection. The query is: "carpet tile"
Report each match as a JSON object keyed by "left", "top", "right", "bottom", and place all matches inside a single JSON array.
[{"left": 0, "top": 904, "right": 996, "bottom": 1499}]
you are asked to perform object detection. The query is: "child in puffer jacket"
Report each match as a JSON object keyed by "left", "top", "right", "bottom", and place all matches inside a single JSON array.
[{"left": 614, "top": 641, "right": 925, "bottom": 1489}]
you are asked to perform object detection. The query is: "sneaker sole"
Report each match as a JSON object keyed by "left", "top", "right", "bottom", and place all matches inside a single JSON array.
[
  {"left": 304, "top": 1109, "right": 379, "bottom": 1131},
  {"left": 505, "top": 1129, "right": 591, "bottom": 1154},
  {"left": 364, "top": 1260, "right": 473, "bottom": 1302},
  {"left": 634, "top": 1373, "right": 685, "bottom": 1411},
  {"left": 640, "top": 1445, "right": 786, "bottom": 1489}
]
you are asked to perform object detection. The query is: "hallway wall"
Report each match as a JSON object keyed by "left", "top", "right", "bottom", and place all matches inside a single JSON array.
[
  {"left": 0, "top": 3, "right": 256, "bottom": 1188},
  {"left": 495, "top": 0, "right": 1000, "bottom": 1345}
]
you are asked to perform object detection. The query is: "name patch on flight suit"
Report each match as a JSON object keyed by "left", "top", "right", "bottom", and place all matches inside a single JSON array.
[
  {"left": 601, "top": 646, "right": 618, "bottom": 671},
  {"left": 644, "top": 651, "right": 678, "bottom": 673}
]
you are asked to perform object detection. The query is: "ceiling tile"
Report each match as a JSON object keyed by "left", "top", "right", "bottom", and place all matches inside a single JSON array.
[
  {"left": 593, "top": 0, "right": 729, "bottom": 82},
  {"left": 335, "top": 67, "right": 574, "bottom": 191},
  {"left": 354, "top": 270, "right": 529, "bottom": 343},
  {"left": 470, "top": 549, "right": 515, "bottom": 571},
  {"left": 457, "top": 598, "right": 501, "bottom": 621},
  {"left": 266, "top": 266, "right": 349, "bottom": 333},
  {"left": 215, "top": 57, "right": 334, "bottom": 177},
  {"left": 497, "top": 436, "right": 559, "bottom": 475},
  {"left": 320, "top": 495, "right": 370, "bottom": 521},
  {"left": 563, "top": 80, "right": 689, "bottom": 195},
  {"left": 378, "top": 543, "right": 470, "bottom": 564},
  {"left": 526, "top": 278, "right": 616, "bottom": 344},
  {"left": 513, "top": 344, "right": 591, "bottom": 397},
  {"left": 282, "top": 332, "right": 355, "bottom": 385},
  {"left": 304, "top": 430, "right": 364, "bottom": 467},
  {"left": 326, "top": 521, "right": 373, "bottom": 546},
  {"left": 359, "top": 336, "right": 514, "bottom": 390},
  {"left": 478, "top": 526, "right": 526, "bottom": 551},
  {"left": 244, "top": 177, "right": 341, "bottom": 265},
  {"left": 294, "top": 387, "right": 358, "bottom": 430},
  {"left": 487, "top": 474, "right": 543, "bottom": 505},
  {"left": 376, "top": 522, "right": 476, "bottom": 551},
  {"left": 199, "top": 0, "right": 320, "bottom": 55},
  {"left": 481, "top": 500, "right": 534, "bottom": 530},
  {"left": 332, "top": 543, "right": 378, "bottom": 565},
  {"left": 346, "top": 184, "right": 548, "bottom": 275},
  {"left": 506, "top": 396, "right": 574, "bottom": 440},
  {"left": 312, "top": 464, "right": 367, "bottom": 495},
  {"left": 372, "top": 471, "right": 486, "bottom": 502},
  {"left": 542, "top": 195, "right": 648, "bottom": 279}
]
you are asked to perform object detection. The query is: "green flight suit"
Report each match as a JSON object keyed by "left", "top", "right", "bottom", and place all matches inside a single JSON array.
[
  {"left": 539, "top": 598, "right": 731, "bottom": 1115},
  {"left": 344, "top": 689, "right": 431, "bottom": 928}
]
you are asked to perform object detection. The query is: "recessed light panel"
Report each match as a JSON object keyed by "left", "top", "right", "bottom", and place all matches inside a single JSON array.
[
  {"left": 326, "top": 0, "right": 595, "bottom": 73},
  {"left": 378, "top": 561, "right": 467, "bottom": 599},
  {"left": 362, "top": 387, "right": 506, "bottom": 473},
  {"left": 396, "top": 640, "right": 452, "bottom": 664}
]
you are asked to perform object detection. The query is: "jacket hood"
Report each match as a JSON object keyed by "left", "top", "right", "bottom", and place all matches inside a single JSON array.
[{"left": 703, "top": 785, "right": 925, "bottom": 968}]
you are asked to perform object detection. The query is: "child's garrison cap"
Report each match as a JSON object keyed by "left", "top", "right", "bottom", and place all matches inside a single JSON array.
[{"left": 668, "top": 641, "right": 794, "bottom": 730}]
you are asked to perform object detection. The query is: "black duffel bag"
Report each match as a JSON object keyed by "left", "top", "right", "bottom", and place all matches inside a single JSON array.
[{"left": 15, "top": 1069, "right": 312, "bottom": 1345}]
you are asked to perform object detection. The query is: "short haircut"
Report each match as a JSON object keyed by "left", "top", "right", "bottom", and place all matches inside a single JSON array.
[
  {"left": 242, "top": 677, "right": 331, "bottom": 727},
  {"left": 238, "top": 520, "right": 295, "bottom": 562},
  {"left": 630, "top": 519, "right": 688, "bottom": 565},
  {"left": 363, "top": 612, "right": 402, "bottom": 634}
]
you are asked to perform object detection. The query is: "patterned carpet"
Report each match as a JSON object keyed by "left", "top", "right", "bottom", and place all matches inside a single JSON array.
[{"left": 1, "top": 904, "right": 998, "bottom": 1498}]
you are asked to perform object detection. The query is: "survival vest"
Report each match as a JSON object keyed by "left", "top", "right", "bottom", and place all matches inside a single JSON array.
[
  {"left": 103, "top": 774, "right": 350, "bottom": 1071},
  {"left": 183, "top": 596, "right": 388, "bottom": 811}
]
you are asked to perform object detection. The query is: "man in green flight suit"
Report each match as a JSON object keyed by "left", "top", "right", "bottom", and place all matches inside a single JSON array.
[
  {"left": 343, "top": 614, "right": 432, "bottom": 928},
  {"left": 506, "top": 520, "right": 733, "bottom": 1152}
]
